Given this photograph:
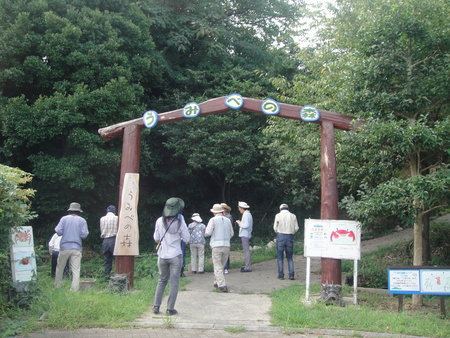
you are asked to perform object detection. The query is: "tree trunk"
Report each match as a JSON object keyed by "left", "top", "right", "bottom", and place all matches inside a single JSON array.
[
  {"left": 409, "top": 149, "right": 423, "bottom": 307},
  {"left": 412, "top": 212, "right": 423, "bottom": 307},
  {"left": 422, "top": 213, "right": 431, "bottom": 265}
]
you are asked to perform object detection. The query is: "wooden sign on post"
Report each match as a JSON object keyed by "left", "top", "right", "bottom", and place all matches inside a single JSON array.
[
  {"left": 114, "top": 173, "right": 139, "bottom": 256},
  {"left": 10, "top": 226, "right": 37, "bottom": 282}
]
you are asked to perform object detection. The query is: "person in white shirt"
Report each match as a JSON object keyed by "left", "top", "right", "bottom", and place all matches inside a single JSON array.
[
  {"left": 205, "top": 204, "right": 234, "bottom": 292},
  {"left": 99, "top": 205, "right": 118, "bottom": 279},
  {"left": 236, "top": 201, "right": 253, "bottom": 272},
  {"left": 48, "top": 233, "right": 68, "bottom": 278},
  {"left": 152, "top": 197, "right": 190, "bottom": 316},
  {"left": 273, "top": 203, "right": 299, "bottom": 280}
]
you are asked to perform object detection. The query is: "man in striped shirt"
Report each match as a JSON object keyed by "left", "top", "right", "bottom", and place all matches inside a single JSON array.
[{"left": 100, "top": 205, "right": 118, "bottom": 279}]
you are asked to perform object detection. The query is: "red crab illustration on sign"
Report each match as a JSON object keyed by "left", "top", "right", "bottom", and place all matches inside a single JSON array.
[
  {"left": 20, "top": 257, "right": 30, "bottom": 265},
  {"left": 14, "top": 229, "right": 32, "bottom": 244},
  {"left": 330, "top": 228, "right": 356, "bottom": 242}
]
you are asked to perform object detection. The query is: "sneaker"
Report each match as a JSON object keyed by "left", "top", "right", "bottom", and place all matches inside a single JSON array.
[
  {"left": 166, "top": 309, "right": 178, "bottom": 316},
  {"left": 180, "top": 272, "right": 186, "bottom": 277},
  {"left": 240, "top": 268, "right": 252, "bottom": 272},
  {"left": 218, "top": 286, "right": 228, "bottom": 293},
  {"left": 197, "top": 271, "right": 204, "bottom": 274},
  {"left": 277, "top": 276, "right": 285, "bottom": 280},
  {"left": 224, "top": 269, "right": 229, "bottom": 274},
  {"left": 213, "top": 283, "right": 218, "bottom": 289},
  {"left": 289, "top": 276, "right": 295, "bottom": 280},
  {"left": 192, "top": 271, "right": 197, "bottom": 274},
  {"left": 152, "top": 306, "right": 160, "bottom": 314}
]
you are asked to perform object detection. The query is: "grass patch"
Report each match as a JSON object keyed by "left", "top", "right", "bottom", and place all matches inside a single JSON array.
[
  {"left": 270, "top": 284, "right": 450, "bottom": 337},
  {"left": 1, "top": 269, "right": 158, "bottom": 337},
  {"left": 225, "top": 325, "right": 246, "bottom": 333}
]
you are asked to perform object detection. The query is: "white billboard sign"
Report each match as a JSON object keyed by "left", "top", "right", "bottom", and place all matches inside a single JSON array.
[{"left": 304, "top": 219, "right": 361, "bottom": 260}]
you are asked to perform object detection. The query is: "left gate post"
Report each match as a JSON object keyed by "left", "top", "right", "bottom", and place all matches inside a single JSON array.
[{"left": 115, "top": 124, "right": 142, "bottom": 288}]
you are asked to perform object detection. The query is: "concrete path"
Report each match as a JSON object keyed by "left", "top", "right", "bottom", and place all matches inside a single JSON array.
[{"left": 23, "top": 218, "right": 445, "bottom": 338}]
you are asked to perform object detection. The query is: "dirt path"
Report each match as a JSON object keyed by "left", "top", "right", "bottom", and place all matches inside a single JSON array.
[{"left": 186, "top": 213, "right": 450, "bottom": 294}]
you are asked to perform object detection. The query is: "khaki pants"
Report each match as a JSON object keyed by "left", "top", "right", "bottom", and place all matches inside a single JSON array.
[
  {"left": 211, "top": 246, "right": 230, "bottom": 288},
  {"left": 55, "top": 249, "right": 82, "bottom": 291}
]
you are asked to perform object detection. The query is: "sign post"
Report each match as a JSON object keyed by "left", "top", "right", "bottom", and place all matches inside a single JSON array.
[{"left": 304, "top": 219, "right": 361, "bottom": 305}]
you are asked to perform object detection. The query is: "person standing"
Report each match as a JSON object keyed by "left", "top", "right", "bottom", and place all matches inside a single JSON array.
[
  {"left": 205, "top": 204, "right": 234, "bottom": 292},
  {"left": 153, "top": 197, "right": 190, "bottom": 316},
  {"left": 48, "top": 233, "right": 68, "bottom": 278},
  {"left": 221, "top": 203, "right": 233, "bottom": 274},
  {"left": 236, "top": 201, "right": 253, "bottom": 272},
  {"left": 188, "top": 213, "right": 206, "bottom": 274},
  {"left": 273, "top": 203, "right": 299, "bottom": 280},
  {"left": 54, "top": 202, "right": 89, "bottom": 291},
  {"left": 100, "top": 205, "right": 118, "bottom": 279}
]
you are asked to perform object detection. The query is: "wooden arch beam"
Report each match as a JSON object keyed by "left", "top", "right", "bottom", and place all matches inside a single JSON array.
[
  {"left": 98, "top": 96, "right": 361, "bottom": 289},
  {"left": 98, "top": 96, "right": 359, "bottom": 142}
]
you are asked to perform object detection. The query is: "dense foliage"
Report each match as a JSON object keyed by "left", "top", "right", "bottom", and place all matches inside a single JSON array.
[
  {"left": 0, "top": 165, "right": 35, "bottom": 312},
  {"left": 0, "top": 0, "right": 306, "bottom": 249}
]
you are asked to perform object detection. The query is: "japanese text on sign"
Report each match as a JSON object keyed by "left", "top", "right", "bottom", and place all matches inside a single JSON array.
[{"left": 114, "top": 173, "right": 140, "bottom": 256}]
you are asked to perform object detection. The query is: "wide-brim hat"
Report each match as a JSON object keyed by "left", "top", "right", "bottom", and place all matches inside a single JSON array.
[
  {"left": 238, "top": 201, "right": 250, "bottom": 209},
  {"left": 191, "top": 213, "right": 202, "bottom": 223},
  {"left": 163, "top": 197, "right": 185, "bottom": 217},
  {"left": 210, "top": 204, "right": 224, "bottom": 214},
  {"left": 67, "top": 202, "right": 83, "bottom": 213},
  {"left": 221, "top": 203, "right": 231, "bottom": 212}
]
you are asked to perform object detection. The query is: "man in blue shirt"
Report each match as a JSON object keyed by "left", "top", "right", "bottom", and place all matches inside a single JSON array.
[{"left": 54, "top": 202, "right": 89, "bottom": 291}]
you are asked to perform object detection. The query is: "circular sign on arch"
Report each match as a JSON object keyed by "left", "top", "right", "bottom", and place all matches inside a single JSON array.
[
  {"left": 261, "top": 98, "right": 280, "bottom": 115},
  {"left": 300, "top": 105, "right": 320, "bottom": 122},
  {"left": 183, "top": 102, "right": 201, "bottom": 118},
  {"left": 143, "top": 110, "right": 158, "bottom": 128},
  {"left": 224, "top": 94, "right": 244, "bottom": 109}
]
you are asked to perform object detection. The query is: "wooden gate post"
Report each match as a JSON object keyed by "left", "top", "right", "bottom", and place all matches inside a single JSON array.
[
  {"left": 114, "top": 124, "right": 142, "bottom": 288},
  {"left": 320, "top": 121, "right": 341, "bottom": 285}
]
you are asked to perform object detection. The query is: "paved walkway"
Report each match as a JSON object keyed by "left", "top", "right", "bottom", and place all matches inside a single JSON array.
[{"left": 21, "top": 224, "right": 434, "bottom": 338}]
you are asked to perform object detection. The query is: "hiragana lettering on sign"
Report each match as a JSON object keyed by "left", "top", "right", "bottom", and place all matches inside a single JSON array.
[
  {"left": 261, "top": 98, "right": 280, "bottom": 115},
  {"left": 183, "top": 102, "right": 200, "bottom": 118},
  {"left": 114, "top": 173, "right": 140, "bottom": 256},
  {"left": 224, "top": 94, "right": 244, "bottom": 109},
  {"left": 143, "top": 110, "right": 158, "bottom": 128},
  {"left": 300, "top": 105, "right": 320, "bottom": 121}
]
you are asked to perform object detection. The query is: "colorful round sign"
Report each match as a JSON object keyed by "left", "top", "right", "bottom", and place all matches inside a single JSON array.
[
  {"left": 183, "top": 102, "right": 200, "bottom": 118},
  {"left": 261, "top": 98, "right": 280, "bottom": 115},
  {"left": 300, "top": 105, "right": 320, "bottom": 122},
  {"left": 143, "top": 110, "right": 158, "bottom": 128},
  {"left": 224, "top": 94, "right": 244, "bottom": 109}
]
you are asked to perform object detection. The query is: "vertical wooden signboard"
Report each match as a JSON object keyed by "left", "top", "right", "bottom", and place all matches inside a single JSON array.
[{"left": 10, "top": 226, "right": 37, "bottom": 282}]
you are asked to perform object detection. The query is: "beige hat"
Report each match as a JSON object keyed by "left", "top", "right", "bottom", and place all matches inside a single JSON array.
[
  {"left": 210, "top": 204, "right": 224, "bottom": 214},
  {"left": 67, "top": 202, "right": 83, "bottom": 212},
  {"left": 238, "top": 201, "right": 250, "bottom": 209},
  {"left": 191, "top": 213, "right": 203, "bottom": 223},
  {"left": 221, "top": 203, "right": 231, "bottom": 212}
]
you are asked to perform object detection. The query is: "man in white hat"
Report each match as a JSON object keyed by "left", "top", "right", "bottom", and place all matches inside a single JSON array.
[
  {"left": 54, "top": 202, "right": 89, "bottom": 291},
  {"left": 205, "top": 204, "right": 234, "bottom": 292},
  {"left": 236, "top": 201, "right": 253, "bottom": 272},
  {"left": 273, "top": 203, "right": 299, "bottom": 280}
]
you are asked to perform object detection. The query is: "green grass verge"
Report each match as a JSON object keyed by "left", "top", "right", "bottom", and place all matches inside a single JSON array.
[
  {"left": 1, "top": 274, "right": 157, "bottom": 337},
  {"left": 270, "top": 284, "right": 450, "bottom": 337}
]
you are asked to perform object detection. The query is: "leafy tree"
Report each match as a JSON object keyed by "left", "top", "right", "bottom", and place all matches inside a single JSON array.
[
  {"left": 265, "top": 0, "right": 450, "bottom": 306},
  {"left": 0, "top": 0, "right": 307, "bottom": 243}
]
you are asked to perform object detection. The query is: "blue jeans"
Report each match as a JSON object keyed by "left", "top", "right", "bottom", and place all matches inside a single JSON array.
[
  {"left": 153, "top": 255, "right": 182, "bottom": 311},
  {"left": 276, "top": 234, "right": 294, "bottom": 278}
]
